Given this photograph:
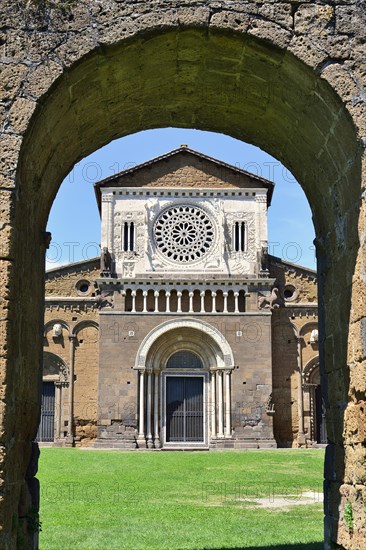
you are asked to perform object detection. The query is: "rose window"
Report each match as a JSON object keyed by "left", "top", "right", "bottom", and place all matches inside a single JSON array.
[{"left": 154, "top": 205, "right": 214, "bottom": 263}]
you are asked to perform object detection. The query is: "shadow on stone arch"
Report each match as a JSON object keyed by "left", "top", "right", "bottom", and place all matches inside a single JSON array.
[{"left": 5, "top": 25, "right": 363, "bottom": 549}]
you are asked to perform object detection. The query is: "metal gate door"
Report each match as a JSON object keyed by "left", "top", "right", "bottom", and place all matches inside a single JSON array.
[
  {"left": 315, "top": 385, "right": 327, "bottom": 444},
  {"left": 36, "top": 382, "right": 55, "bottom": 442},
  {"left": 166, "top": 377, "right": 203, "bottom": 442}
]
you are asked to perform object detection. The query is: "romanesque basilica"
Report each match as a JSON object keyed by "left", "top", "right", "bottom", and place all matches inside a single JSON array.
[{"left": 40, "top": 147, "right": 322, "bottom": 449}]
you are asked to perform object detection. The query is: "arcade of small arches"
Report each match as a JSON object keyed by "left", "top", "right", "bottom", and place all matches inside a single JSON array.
[{"left": 122, "top": 286, "right": 247, "bottom": 314}]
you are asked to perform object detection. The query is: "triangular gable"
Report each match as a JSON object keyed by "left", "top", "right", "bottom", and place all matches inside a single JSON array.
[{"left": 94, "top": 147, "right": 274, "bottom": 210}]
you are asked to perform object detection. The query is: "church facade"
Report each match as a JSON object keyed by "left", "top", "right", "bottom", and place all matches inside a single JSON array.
[{"left": 41, "top": 147, "right": 322, "bottom": 449}]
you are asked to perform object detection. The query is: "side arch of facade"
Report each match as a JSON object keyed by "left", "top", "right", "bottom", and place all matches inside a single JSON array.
[
  {"left": 72, "top": 320, "right": 99, "bottom": 336},
  {"left": 43, "top": 319, "right": 71, "bottom": 338}
]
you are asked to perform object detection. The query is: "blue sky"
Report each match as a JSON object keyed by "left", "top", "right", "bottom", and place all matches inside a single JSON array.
[{"left": 46, "top": 128, "right": 316, "bottom": 271}]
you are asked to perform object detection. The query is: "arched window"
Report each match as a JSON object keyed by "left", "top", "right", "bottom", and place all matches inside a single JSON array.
[
  {"left": 123, "top": 221, "right": 135, "bottom": 251},
  {"left": 166, "top": 351, "right": 203, "bottom": 369},
  {"left": 233, "top": 221, "right": 246, "bottom": 252}
]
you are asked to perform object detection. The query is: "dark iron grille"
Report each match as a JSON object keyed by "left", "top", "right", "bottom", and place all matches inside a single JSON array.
[
  {"left": 166, "top": 377, "right": 203, "bottom": 443},
  {"left": 36, "top": 382, "right": 55, "bottom": 442},
  {"left": 315, "top": 385, "right": 327, "bottom": 444},
  {"left": 166, "top": 351, "right": 202, "bottom": 369}
]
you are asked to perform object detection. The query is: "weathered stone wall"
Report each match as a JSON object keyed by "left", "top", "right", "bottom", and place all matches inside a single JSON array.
[
  {"left": 44, "top": 260, "right": 100, "bottom": 447},
  {"left": 44, "top": 305, "right": 99, "bottom": 445},
  {"left": 269, "top": 256, "right": 318, "bottom": 304},
  {"left": 99, "top": 152, "right": 271, "bottom": 190},
  {"left": 270, "top": 258, "right": 319, "bottom": 447},
  {"left": 45, "top": 259, "right": 99, "bottom": 297},
  {"left": 44, "top": 258, "right": 319, "bottom": 450},
  {"left": 98, "top": 310, "right": 275, "bottom": 443},
  {"left": 0, "top": 1, "right": 365, "bottom": 548}
]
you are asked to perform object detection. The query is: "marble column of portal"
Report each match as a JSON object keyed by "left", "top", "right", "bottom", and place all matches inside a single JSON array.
[
  {"left": 137, "top": 369, "right": 146, "bottom": 447},
  {"left": 224, "top": 370, "right": 231, "bottom": 437},
  {"left": 211, "top": 371, "right": 216, "bottom": 438},
  {"left": 146, "top": 370, "right": 153, "bottom": 448},
  {"left": 217, "top": 370, "right": 224, "bottom": 437},
  {"left": 154, "top": 372, "right": 160, "bottom": 448}
]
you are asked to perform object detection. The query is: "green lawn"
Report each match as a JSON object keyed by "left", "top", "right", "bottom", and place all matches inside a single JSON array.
[{"left": 38, "top": 449, "right": 324, "bottom": 549}]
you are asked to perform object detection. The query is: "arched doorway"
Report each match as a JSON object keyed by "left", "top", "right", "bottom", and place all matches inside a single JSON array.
[
  {"left": 165, "top": 351, "right": 205, "bottom": 445},
  {"left": 303, "top": 357, "right": 327, "bottom": 446},
  {"left": 133, "top": 318, "right": 235, "bottom": 449},
  {"left": 37, "top": 352, "right": 69, "bottom": 444}
]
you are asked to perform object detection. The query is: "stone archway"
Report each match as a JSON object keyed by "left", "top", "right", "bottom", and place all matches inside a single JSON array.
[
  {"left": 132, "top": 319, "right": 235, "bottom": 449},
  {"left": 37, "top": 352, "right": 69, "bottom": 444},
  {"left": 1, "top": 3, "right": 365, "bottom": 548},
  {"left": 302, "top": 356, "right": 326, "bottom": 444},
  {"left": 135, "top": 318, "right": 235, "bottom": 370}
]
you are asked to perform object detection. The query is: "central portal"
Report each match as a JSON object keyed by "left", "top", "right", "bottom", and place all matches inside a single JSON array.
[{"left": 166, "top": 377, "right": 204, "bottom": 443}]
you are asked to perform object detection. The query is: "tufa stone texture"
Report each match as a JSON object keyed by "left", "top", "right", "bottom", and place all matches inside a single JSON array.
[{"left": 0, "top": 1, "right": 365, "bottom": 548}]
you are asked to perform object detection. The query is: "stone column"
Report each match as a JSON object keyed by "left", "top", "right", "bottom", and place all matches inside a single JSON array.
[
  {"left": 223, "top": 291, "right": 228, "bottom": 313},
  {"left": 154, "top": 291, "right": 159, "bottom": 313},
  {"left": 225, "top": 370, "right": 231, "bottom": 437},
  {"left": 177, "top": 291, "right": 182, "bottom": 313},
  {"left": 137, "top": 370, "right": 146, "bottom": 446},
  {"left": 142, "top": 291, "right": 148, "bottom": 313},
  {"left": 146, "top": 370, "right": 153, "bottom": 448},
  {"left": 217, "top": 370, "right": 224, "bottom": 437},
  {"left": 189, "top": 291, "right": 194, "bottom": 313},
  {"left": 296, "top": 336, "right": 305, "bottom": 445},
  {"left": 66, "top": 335, "right": 76, "bottom": 446},
  {"left": 234, "top": 292, "right": 239, "bottom": 313},
  {"left": 166, "top": 291, "right": 171, "bottom": 313},
  {"left": 131, "top": 290, "right": 136, "bottom": 313},
  {"left": 212, "top": 291, "right": 217, "bottom": 313},
  {"left": 54, "top": 382, "right": 62, "bottom": 442},
  {"left": 211, "top": 371, "right": 216, "bottom": 438},
  {"left": 154, "top": 372, "right": 160, "bottom": 447},
  {"left": 101, "top": 192, "right": 114, "bottom": 252},
  {"left": 200, "top": 291, "right": 205, "bottom": 313}
]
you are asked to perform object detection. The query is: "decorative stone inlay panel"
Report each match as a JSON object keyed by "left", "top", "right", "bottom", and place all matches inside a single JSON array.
[{"left": 226, "top": 212, "right": 256, "bottom": 259}]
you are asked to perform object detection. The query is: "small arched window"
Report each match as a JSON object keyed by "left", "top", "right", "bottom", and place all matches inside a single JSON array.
[
  {"left": 234, "top": 221, "right": 246, "bottom": 252},
  {"left": 166, "top": 351, "right": 203, "bottom": 369},
  {"left": 123, "top": 221, "right": 135, "bottom": 252}
]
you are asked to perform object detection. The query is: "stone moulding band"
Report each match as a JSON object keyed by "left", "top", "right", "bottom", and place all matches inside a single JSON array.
[{"left": 134, "top": 317, "right": 235, "bottom": 370}]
